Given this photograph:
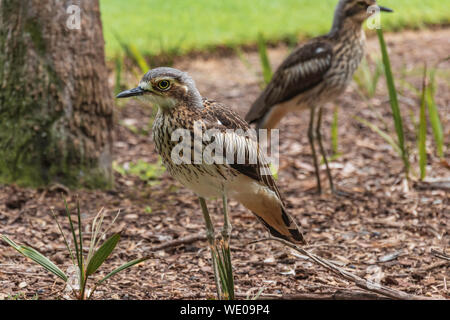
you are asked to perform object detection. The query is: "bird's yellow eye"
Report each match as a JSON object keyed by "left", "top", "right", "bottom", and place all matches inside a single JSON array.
[{"left": 157, "top": 80, "right": 171, "bottom": 90}]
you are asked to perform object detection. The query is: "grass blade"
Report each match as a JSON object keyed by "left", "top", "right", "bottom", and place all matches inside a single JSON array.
[
  {"left": 377, "top": 29, "right": 410, "bottom": 177},
  {"left": 354, "top": 58, "right": 371, "bottom": 97},
  {"left": 76, "top": 201, "right": 83, "bottom": 269},
  {"left": 331, "top": 106, "right": 339, "bottom": 156},
  {"left": 223, "top": 245, "right": 234, "bottom": 299},
  {"left": 50, "top": 209, "right": 76, "bottom": 265},
  {"left": 426, "top": 68, "right": 444, "bottom": 158},
  {"left": 114, "top": 55, "right": 123, "bottom": 95},
  {"left": 97, "top": 256, "right": 150, "bottom": 285},
  {"left": 251, "top": 287, "right": 265, "bottom": 300},
  {"left": 212, "top": 248, "right": 228, "bottom": 299},
  {"left": 94, "top": 210, "right": 121, "bottom": 253},
  {"left": 353, "top": 57, "right": 383, "bottom": 98},
  {"left": 1, "top": 235, "right": 67, "bottom": 282},
  {"left": 113, "top": 31, "right": 149, "bottom": 73},
  {"left": 75, "top": 200, "right": 86, "bottom": 299},
  {"left": 129, "top": 44, "right": 150, "bottom": 73},
  {"left": 86, "top": 233, "right": 120, "bottom": 276},
  {"left": 64, "top": 199, "right": 81, "bottom": 270},
  {"left": 418, "top": 67, "right": 428, "bottom": 180},
  {"left": 372, "top": 58, "right": 384, "bottom": 97},
  {"left": 87, "top": 208, "right": 105, "bottom": 265},
  {"left": 89, "top": 256, "right": 150, "bottom": 299},
  {"left": 257, "top": 33, "right": 273, "bottom": 86},
  {"left": 211, "top": 243, "right": 234, "bottom": 300},
  {"left": 354, "top": 116, "right": 401, "bottom": 156}
]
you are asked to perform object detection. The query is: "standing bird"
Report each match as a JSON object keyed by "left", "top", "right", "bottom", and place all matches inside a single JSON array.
[
  {"left": 245, "top": 0, "right": 392, "bottom": 194},
  {"left": 117, "top": 67, "right": 305, "bottom": 247}
]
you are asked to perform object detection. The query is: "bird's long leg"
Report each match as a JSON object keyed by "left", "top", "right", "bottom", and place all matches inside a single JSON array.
[
  {"left": 221, "top": 193, "right": 232, "bottom": 246},
  {"left": 316, "top": 106, "right": 335, "bottom": 193},
  {"left": 221, "top": 192, "right": 234, "bottom": 299},
  {"left": 199, "top": 197, "right": 221, "bottom": 299},
  {"left": 308, "top": 107, "right": 322, "bottom": 194}
]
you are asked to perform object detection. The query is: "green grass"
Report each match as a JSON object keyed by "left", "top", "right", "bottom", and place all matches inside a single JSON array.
[{"left": 100, "top": 0, "right": 450, "bottom": 58}]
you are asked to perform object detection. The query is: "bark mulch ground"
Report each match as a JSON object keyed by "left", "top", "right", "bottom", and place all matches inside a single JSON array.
[{"left": 0, "top": 29, "right": 449, "bottom": 300}]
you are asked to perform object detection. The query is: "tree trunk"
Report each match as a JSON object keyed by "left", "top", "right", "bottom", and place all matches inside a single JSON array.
[{"left": 0, "top": 0, "right": 114, "bottom": 188}]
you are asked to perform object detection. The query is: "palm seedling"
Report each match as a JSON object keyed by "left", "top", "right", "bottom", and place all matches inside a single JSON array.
[{"left": 1, "top": 200, "right": 149, "bottom": 299}]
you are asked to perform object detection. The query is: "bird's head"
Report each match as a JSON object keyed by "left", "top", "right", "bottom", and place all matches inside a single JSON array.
[
  {"left": 335, "top": 0, "right": 392, "bottom": 25},
  {"left": 116, "top": 67, "right": 202, "bottom": 109}
]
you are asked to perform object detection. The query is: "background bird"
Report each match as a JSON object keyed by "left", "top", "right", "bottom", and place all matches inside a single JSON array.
[
  {"left": 116, "top": 67, "right": 305, "bottom": 246},
  {"left": 245, "top": 0, "right": 392, "bottom": 195}
]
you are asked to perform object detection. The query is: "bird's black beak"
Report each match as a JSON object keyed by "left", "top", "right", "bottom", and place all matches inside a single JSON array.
[
  {"left": 378, "top": 6, "right": 393, "bottom": 13},
  {"left": 116, "top": 87, "right": 145, "bottom": 98}
]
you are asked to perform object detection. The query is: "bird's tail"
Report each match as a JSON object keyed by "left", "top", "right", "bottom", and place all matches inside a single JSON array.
[
  {"left": 254, "top": 207, "right": 306, "bottom": 245},
  {"left": 233, "top": 186, "right": 306, "bottom": 245},
  {"left": 246, "top": 102, "right": 290, "bottom": 132},
  {"left": 245, "top": 96, "right": 267, "bottom": 128}
]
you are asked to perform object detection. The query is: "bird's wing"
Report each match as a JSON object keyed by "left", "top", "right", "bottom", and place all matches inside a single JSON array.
[
  {"left": 201, "top": 99, "right": 284, "bottom": 202},
  {"left": 245, "top": 40, "right": 333, "bottom": 124},
  {"left": 200, "top": 99, "right": 305, "bottom": 244}
]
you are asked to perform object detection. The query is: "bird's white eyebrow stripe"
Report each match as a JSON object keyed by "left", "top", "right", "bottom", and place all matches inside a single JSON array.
[{"left": 139, "top": 81, "right": 151, "bottom": 90}]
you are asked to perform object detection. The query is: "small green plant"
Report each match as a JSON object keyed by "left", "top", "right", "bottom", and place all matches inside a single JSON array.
[
  {"left": 269, "top": 163, "right": 278, "bottom": 180},
  {"left": 114, "top": 54, "right": 124, "bottom": 96},
  {"left": 330, "top": 106, "right": 341, "bottom": 160},
  {"left": 397, "top": 63, "right": 445, "bottom": 162},
  {"left": 1, "top": 201, "right": 149, "bottom": 300},
  {"left": 113, "top": 31, "right": 150, "bottom": 75},
  {"left": 199, "top": 195, "right": 235, "bottom": 300},
  {"left": 128, "top": 43, "right": 150, "bottom": 73},
  {"left": 212, "top": 241, "right": 234, "bottom": 300},
  {"left": 257, "top": 33, "right": 273, "bottom": 86},
  {"left": 354, "top": 116, "right": 402, "bottom": 156},
  {"left": 144, "top": 206, "right": 152, "bottom": 214},
  {"left": 377, "top": 28, "right": 410, "bottom": 178},
  {"left": 353, "top": 57, "right": 384, "bottom": 99},
  {"left": 356, "top": 57, "right": 447, "bottom": 182},
  {"left": 113, "top": 158, "right": 166, "bottom": 185},
  {"left": 425, "top": 66, "right": 444, "bottom": 159},
  {"left": 417, "top": 66, "right": 428, "bottom": 180},
  {"left": 413, "top": 63, "right": 445, "bottom": 180}
]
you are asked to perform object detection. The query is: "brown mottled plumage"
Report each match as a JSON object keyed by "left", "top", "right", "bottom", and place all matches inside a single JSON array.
[
  {"left": 246, "top": 0, "right": 392, "bottom": 127},
  {"left": 117, "top": 67, "right": 305, "bottom": 244},
  {"left": 245, "top": 0, "right": 392, "bottom": 194}
]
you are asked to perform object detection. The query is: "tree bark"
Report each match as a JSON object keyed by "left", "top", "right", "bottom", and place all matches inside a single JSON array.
[{"left": 0, "top": 0, "right": 114, "bottom": 188}]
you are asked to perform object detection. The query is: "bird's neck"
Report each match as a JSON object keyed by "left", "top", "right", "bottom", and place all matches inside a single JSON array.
[
  {"left": 158, "top": 92, "right": 203, "bottom": 114},
  {"left": 329, "top": 16, "right": 364, "bottom": 41},
  {"left": 188, "top": 93, "right": 204, "bottom": 109},
  {"left": 183, "top": 86, "right": 203, "bottom": 110}
]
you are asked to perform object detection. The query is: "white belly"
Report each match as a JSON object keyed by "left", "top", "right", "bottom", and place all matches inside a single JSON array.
[{"left": 170, "top": 163, "right": 229, "bottom": 198}]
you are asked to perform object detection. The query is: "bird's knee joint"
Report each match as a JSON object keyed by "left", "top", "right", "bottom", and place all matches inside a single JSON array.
[
  {"left": 206, "top": 230, "right": 216, "bottom": 242},
  {"left": 308, "top": 128, "right": 315, "bottom": 141},
  {"left": 315, "top": 125, "right": 322, "bottom": 137},
  {"left": 221, "top": 224, "right": 232, "bottom": 237}
]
